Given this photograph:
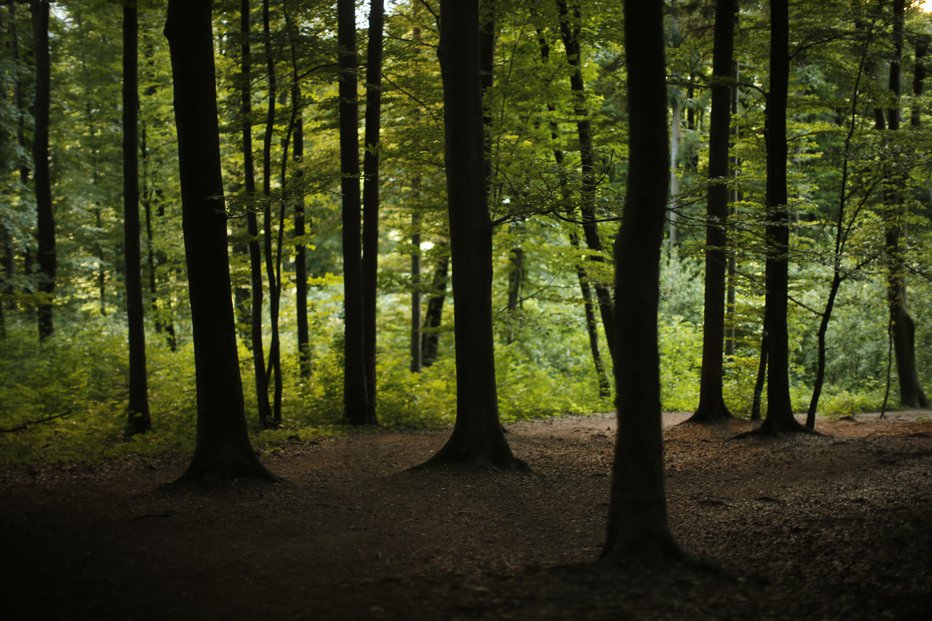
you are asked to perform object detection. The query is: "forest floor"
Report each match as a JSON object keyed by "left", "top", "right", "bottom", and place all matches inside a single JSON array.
[{"left": 1, "top": 410, "right": 930, "bottom": 620}]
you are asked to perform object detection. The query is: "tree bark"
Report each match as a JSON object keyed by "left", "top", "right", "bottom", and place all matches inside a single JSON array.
[
  {"left": 241, "top": 0, "right": 273, "bottom": 426},
  {"left": 555, "top": 0, "right": 616, "bottom": 367},
  {"left": 123, "top": 0, "right": 151, "bottom": 435},
  {"left": 689, "top": 0, "right": 736, "bottom": 424},
  {"left": 758, "top": 0, "right": 804, "bottom": 434},
  {"left": 164, "top": 0, "right": 274, "bottom": 485},
  {"left": 338, "top": 0, "right": 372, "bottom": 424},
  {"left": 31, "top": 0, "right": 55, "bottom": 341},
  {"left": 422, "top": 0, "right": 523, "bottom": 469},
  {"left": 362, "top": 0, "right": 384, "bottom": 420},
  {"left": 603, "top": 0, "right": 681, "bottom": 564}
]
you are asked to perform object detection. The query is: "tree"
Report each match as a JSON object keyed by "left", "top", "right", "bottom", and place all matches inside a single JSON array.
[
  {"left": 338, "top": 0, "right": 373, "bottom": 425},
  {"left": 883, "top": 0, "right": 928, "bottom": 409},
  {"left": 757, "top": 0, "right": 804, "bottom": 434},
  {"left": 240, "top": 0, "right": 273, "bottom": 425},
  {"left": 603, "top": 0, "right": 682, "bottom": 563},
  {"left": 164, "top": 0, "right": 274, "bottom": 485},
  {"left": 31, "top": 0, "right": 54, "bottom": 340},
  {"left": 123, "top": 0, "right": 150, "bottom": 435},
  {"left": 422, "top": 0, "right": 523, "bottom": 470},
  {"left": 362, "top": 0, "right": 384, "bottom": 420},
  {"left": 689, "top": 0, "right": 736, "bottom": 424},
  {"left": 555, "top": 0, "right": 617, "bottom": 366}
]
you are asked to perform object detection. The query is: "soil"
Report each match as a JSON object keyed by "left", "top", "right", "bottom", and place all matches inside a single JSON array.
[{"left": 1, "top": 410, "right": 930, "bottom": 620}]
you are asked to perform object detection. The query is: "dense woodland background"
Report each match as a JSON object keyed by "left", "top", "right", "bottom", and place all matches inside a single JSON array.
[{"left": 0, "top": 0, "right": 930, "bottom": 463}]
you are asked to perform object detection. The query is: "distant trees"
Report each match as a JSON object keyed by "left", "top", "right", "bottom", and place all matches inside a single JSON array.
[{"left": 165, "top": 0, "right": 273, "bottom": 484}]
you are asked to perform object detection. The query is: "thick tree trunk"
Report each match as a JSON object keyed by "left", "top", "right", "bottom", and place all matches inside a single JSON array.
[
  {"left": 164, "top": 0, "right": 274, "bottom": 485},
  {"left": 123, "top": 0, "right": 151, "bottom": 435},
  {"left": 884, "top": 0, "right": 928, "bottom": 409},
  {"left": 421, "top": 252, "right": 448, "bottom": 368},
  {"left": 422, "top": 0, "right": 523, "bottom": 470},
  {"left": 31, "top": 0, "right": 55, "bottom": 340},
  {"left": 758, "top": 0, "right": 803, "bottom": 434},
  {"left": 689, "top": 0, "right": 736, "bottom": 424},
  {"left": 603, "top": 0, "right": 681, "bottom": 564},
  {"left": 338, "top": 0, "right": 372, "bottom": 425},
  {"left": 555, "top": 0, "right": 616, "bottom": 367},
  {"left": 241, "top": 0, "right": 273, "bottom": 426},
  {"left": 362, "top": 0, "right": 384, "bottom": 420}
]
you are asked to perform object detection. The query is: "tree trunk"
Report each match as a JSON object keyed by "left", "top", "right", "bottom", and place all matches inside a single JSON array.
[
  {"left": 422, "top": 0, "right": 523, "bottom": 470},
  {"left": 241, "top": 0, "right": 273, "bottom": 426},
  {"left": 410, "top": 210, "right": 422, "bottom": 373},
  {"left": 289, "top": 20, "right": 311, "bottom": 379},
  {"left": 421, "top": 252, "right": 448, "bottom": 368},
  {"left": 603, "top": 0, "right": 681, "bottom": 564},
  {"left": 164, "top": 0, "right": 274, "bottom": 486},
  {"left": 362, "top": 0, "right": 384, "bottom": 420},
  {"left": 338, "top": 0, "right": 372, "bottom": 425},
  {"left": 555, "top": 0, "right": 616, "bottom": 367},
  {"left": 537, "top": 30, "right": 610, "bottom": 397},
  {"left": 123, "top": 0, "right": 151, "bottom": 435},
  {"left": 758, "top": 0, "right": 803, "bottom": 434},
  {"left": 669, "top": 95, "right": 681, "bottom": 249},
  {"left": 261, "top": 0, "right": 283, "bottom": 427},
  {"left": 689, "top": 0, "right": 736, "bottom": 424},
  {"left": 31, "top": 0, "right": 55, "bottom": 341},
  {"left": 884, "top": 0, "right": 928, "bottom": 408},
  {"left": 725, "top": 61, "right": 740, "bottom": 358}
]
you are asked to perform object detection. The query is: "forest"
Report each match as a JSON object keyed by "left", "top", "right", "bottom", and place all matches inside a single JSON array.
[{"left": 1, "top": 0, "right": 931, "bottom": 619}]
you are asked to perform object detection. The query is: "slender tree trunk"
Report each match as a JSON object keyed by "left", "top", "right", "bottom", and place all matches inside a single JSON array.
[
  {"left": 31, "top": 0, "right": 54, "bottom": 340},
  {"left": 338, "top": 0, "right": 372, "bottom": 424},
  {"left": 421, "top": 252, "right": 448, "bottom": 368},
  {"left": 362, "top": 0, "right": 384, "bottom": 420},
  {"left": 242, "top": 0, "right": 273, "bottom": 426},
  {"left": 410, "top": 210, "right": 422, "bottom": 372},
  {"left": 289, "top": 26, "right": 311, "bottom": 379},
  {"left": 555, "top": 0, "right": 616, "bottom": 366},
  {"left": 807, "top": 24, "right": 876, "bottom": 428},
  {"left": 725, "top": 61, "right": 740, "bottom": 358},
  {"left": 690, "top": 0, "right": 736, "bottom": 424},
  {"left": 537, "top": 30, "right": 610, "bottom": 395},
  {"left": 603, "top": 0, "right": 681, "bottom": 564},
  {"left": 669, "top": 95, "right": 681, "bottom": 248},
  {"left": 123, "top": 0, "right": 151, "bottom": 435},
  {"left": 758, "top": 0, "right": 803, "bottom": 434},
  {"left": 571, "top": 233, "right": 611, "bottom": 397},
  {"left": 422, "top": 0, "right": 523, "bottom": 469},
  {"left": 261, "top": 0, "right": 283, "bottom": 426},
  {"left": 165, "top": 0, "right": 274, "bottom": 486},
  {"left": 884, "top": 0, "right": 928, "bottom": 408},
  {"left": 505, "top": 244, "right": 524, "bottom": 344}
]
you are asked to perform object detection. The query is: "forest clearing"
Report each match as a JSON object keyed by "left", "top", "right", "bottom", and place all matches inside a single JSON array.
[{"left": 2, "top": 411, "right": 930, "bottom": 620}]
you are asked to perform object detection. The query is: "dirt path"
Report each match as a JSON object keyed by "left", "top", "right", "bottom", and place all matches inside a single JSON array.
[{"left": 1, "top": 411, "right": 930, "bottom": 620}]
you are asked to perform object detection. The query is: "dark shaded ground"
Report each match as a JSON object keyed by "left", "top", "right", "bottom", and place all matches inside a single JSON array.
[{"left": 1, "top": 411, "right": 930, "bottom": 620}]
